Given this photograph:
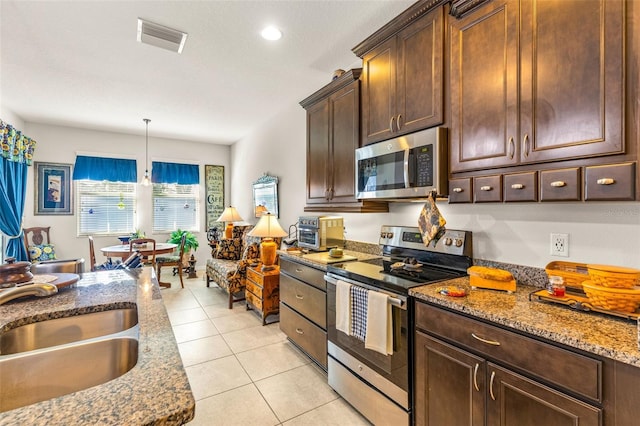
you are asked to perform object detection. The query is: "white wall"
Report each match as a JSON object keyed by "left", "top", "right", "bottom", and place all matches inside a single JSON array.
[
  {"left": 232, "top": 106, "right": 640, "bottom": 270},
  {"left": 1, "top": 107, "right": 24, "bottom": 129},
  {"left": 23, "top": 122, "right": 230, "bottom": 266}
]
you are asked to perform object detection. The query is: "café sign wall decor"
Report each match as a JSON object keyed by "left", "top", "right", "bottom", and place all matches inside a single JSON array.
[{"left": 205, "top": 165, "right": 225, "bottom": 230}]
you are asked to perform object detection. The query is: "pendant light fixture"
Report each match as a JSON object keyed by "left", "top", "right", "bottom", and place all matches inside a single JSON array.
[{"left": 141, "top": 118, "right": 151, "bottom": 186}]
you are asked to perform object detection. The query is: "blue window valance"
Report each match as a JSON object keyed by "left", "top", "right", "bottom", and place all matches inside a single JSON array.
[
  {"left": 151, "top": 161, "right": 199, "bottom": 185},
  {"left": 72, "top": 155, "right": 137, "bottom": 183}
]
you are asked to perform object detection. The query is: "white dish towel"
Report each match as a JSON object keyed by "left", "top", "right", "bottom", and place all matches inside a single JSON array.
[
  {"left": 335, "top": 279, "right": 352, "bottom": 336},
  {"left": 365, "top": 290, "right": 393, "bottom": 355}
]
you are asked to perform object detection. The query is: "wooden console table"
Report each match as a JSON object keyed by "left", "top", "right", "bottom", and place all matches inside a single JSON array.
[{"left": 246, "top": 265, "right": 280, "bottom": 325}]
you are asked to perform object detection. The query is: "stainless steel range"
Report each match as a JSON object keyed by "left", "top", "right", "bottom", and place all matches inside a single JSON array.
[{"left": 324, "top": 225, "right": 472, "bottom": 425}]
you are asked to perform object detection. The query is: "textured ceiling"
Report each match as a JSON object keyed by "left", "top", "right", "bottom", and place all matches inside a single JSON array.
[{"left": 0, "top": 0, "right": 414, "bottom": 144}]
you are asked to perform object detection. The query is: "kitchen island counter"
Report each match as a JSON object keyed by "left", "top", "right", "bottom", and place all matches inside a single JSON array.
[
  {"left": 410, "top": 277, "right": 640, "bottom": 368},
  {"left": 0, "top": 268, "right": 194, "bottom": 425}
]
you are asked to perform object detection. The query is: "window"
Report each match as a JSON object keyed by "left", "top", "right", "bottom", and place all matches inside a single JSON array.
[
  {"left": 76, "top": 180, "right": 136, "bottom": 236},
  {"left": 152, "top": 183, "right": 199, "bottom": 232}
]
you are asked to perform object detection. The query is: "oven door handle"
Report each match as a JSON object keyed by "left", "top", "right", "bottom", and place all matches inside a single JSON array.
[{"left": 325, "top": 274, "right": 406, "bottom": 309}]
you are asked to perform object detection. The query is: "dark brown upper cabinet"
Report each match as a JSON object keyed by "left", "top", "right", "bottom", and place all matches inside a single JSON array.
[
  {"left": 449, "top": 0, "right": 624, "bottom": 173},
  {"left": 300, "top": 70, "right": 388, "bottom": 213},
  {"left": 354, "top": 3, "right": 445, "bottom": 146}
]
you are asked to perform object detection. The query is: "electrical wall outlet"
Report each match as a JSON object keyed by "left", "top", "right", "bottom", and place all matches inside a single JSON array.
[{"left": 550, "top": 233, "right": 569, "bottom": 257}]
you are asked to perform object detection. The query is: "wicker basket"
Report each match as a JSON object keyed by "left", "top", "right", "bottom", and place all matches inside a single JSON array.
[
  {"left": 587, "top": 264, "right": 640, "bottom": 289},
  {"left": 545, "top": 261, "right": 589, "bottom": 289},
  {"left": 582, "top": 280, "right": 640, "bottom": 313}
]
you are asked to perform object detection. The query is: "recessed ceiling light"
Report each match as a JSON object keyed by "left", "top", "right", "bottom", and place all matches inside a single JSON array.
[{"left": 261, "top": 26, "right": 282, "bottom": 41}]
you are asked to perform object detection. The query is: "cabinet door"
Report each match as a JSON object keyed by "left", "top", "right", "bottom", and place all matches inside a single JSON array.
[
  {"left": 329, "top": 81, "right": 360, "bottom": 204},
  {"left": 450, "top": 0, "right": 519, "bottom": 172},
  {"left": 486, "top": 363, "right": 602, "bottom": 426},
  {"left": 396, "top": 6, "right": 444, "bottom": 135},
  {"left": 306, "top": 99, "right": 330, "bottom": 205},
  {"left": 415, "top": 332, "right": 485, "bottom": 426},
  {"left": 361, "top": 37, "right": 396, "bottom": 145},
  {"left": 519, "top": 0, "right": 623, "bottom": 163}
]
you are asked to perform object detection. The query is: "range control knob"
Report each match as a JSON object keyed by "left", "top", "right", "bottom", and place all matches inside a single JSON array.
[
  {"left": 454, "top": 239, "right": 463, "bottom": 247},
  {"left": 444, "top": 237, "right": 453, "bottom": 246}
]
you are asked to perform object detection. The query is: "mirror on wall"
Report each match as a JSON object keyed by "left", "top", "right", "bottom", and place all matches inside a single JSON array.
[{"left": 252, "top": 174, "right": 279, "bottom": 218}]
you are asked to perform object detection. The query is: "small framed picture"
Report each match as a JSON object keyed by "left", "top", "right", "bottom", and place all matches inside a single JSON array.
[{"left": 34, "top": 162, "right": 73, "bottom": 215}]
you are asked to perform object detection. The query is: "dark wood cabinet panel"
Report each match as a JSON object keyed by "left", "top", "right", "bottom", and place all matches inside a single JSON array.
[
  {"left": 415, "top": 331, "right": 485, "bottom": 426},
  {"left": 540, "top": 168, "right": 581, "bottom": 201},
  {"left": 504, "top": 172, "right": 537, "bottom": 202},
  {"left": 360, "top": 6, "right": 444, "bottom": 146},
  {"left": 280, "top": 303, "right": 327, "bottom": 369},
  {"left": 300, "top": 69, "right": 388, "bottom": 213},
  {"left": 487, "top": 363, "right": 602, "bottom": 426},
  {"left": 449, "top": 177, "right": 473, "bottom": 203},
  {"left": 474, "top": 175, "right": 503, "bottom": 203},
  {"left": 584, "top": 162, "right": 636, "bottom": 201}
]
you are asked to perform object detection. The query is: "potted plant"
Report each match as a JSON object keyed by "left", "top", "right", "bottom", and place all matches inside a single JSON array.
[{"left": 168, "top": 229, "right": 199, "bottom": 266}]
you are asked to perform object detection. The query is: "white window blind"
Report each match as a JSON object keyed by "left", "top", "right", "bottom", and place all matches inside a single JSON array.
[
  {"left": 76, "top": 181, "right": 137, "bottom": 236},
  {"left": 152, "top": 183, "right": 199, "bottom": 232}
]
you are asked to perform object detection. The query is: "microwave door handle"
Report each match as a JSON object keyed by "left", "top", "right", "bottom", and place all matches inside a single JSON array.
[{"left": 403, "top": 149, "right": 411, "bottom": 188}]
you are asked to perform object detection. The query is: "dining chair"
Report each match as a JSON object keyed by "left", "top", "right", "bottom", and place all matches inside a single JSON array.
[
  {"left": 23, "top": 226, "right": 55, "bottom": 262},
  {"left": 88, "top": 236, "right": 98, "bottom": 272},
  {"left": 129, "top": 238, "right": 157, "bottom": 267},
  {"left": 156, "top": 232, "right": 187, "bottom": 288}
]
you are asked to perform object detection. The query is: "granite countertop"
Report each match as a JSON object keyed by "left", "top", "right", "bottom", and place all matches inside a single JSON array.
[
  {"left": 279, "top": 249, "right": 381, "bottom": 271},
  {"left": 0, "top": 268, "right": 195, "bottom": 425},
  {"left": 410, "top": 277, "right": 640, "bottom": 368}
]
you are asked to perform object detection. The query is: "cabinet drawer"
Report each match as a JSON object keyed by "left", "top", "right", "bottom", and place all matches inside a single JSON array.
[
  {"left": 280, "top": 303, "right": 327, "bottom": 369},
  {"left": 246, "top": 268, "right": 264, "bottom": 286},
  {"left": 584, "top": 162, "right": 636, "bottom": 201},
  {"left": 473, "top": 175, "right": 502, "bottom": 202},
  {"left": 246, "top": 280, "right": 263, "bottom": 299},
  {"left": 246, "top": 291, "right": 262, "bottom": 311},
  {"left": 449, "top": 178, "right": 472, "bottom": 203},
  {"left": 281, "top": 258, "right": 326, "bottom": 291},
  {"left": 415, "top": 303, "right": 602, "bottom": 402},
  {"left": 540, "top": 168, "right": 581, "bottom": 201},
  {"left": 281, "top": 273, "right": 326, "bottom": 328},
  {"left": 504, "top": 171, "right": 538, "bottom": 202}
]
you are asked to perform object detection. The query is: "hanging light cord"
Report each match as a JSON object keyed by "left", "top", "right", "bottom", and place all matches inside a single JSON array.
[{"left": 144, "top": 118, "right": 150, "bottom": 172}]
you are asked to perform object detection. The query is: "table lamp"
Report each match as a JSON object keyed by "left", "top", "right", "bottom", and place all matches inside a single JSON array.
[
  {"left": 248, "top": 213, "right": 288, "bottom": 271},
  {"left": 217, "top": 206, "right": 244, "bottom": 239}
]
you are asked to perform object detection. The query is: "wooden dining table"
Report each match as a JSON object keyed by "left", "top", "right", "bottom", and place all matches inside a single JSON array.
[{"left": 100, "top": 242, "right": 178, "bottom": 260}]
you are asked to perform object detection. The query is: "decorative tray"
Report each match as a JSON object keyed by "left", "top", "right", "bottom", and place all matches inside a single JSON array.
[{"left": 530, "top": 288, "right": 640, "bottom": 322}]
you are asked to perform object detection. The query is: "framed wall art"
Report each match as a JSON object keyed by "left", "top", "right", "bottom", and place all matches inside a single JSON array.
[
  {"left": 34, "top": 162, "right": 73, "bottom": 215},
  {"left": 205, "top": 165, "right": 225, "bottom": 230}
]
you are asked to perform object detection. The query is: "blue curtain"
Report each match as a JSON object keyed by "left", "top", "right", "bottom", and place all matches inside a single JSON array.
[
  {"left": 152, "top": 161, "right": 199, "bottom": 184},
  {"left": 1, "top": 120, "right": 36, "bottom": 261},
  {"left": 72, "top": 155, "right": 137, "bottom": 182}
]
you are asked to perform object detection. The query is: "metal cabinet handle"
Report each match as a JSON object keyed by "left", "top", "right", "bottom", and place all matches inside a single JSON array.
[
  {"left": 480, "top": 186, "right": 492, "bottom": 191},
  {"left": 295, "top": 328, "right": 304, "bottom": 335},
  {"left": 510, "top": 184, "right": 524, "bottom": 190},
  {"left": 397, "top": 114, "right": 403, "bottom": 130},
  {"left": 452, "top": 187, "right": 463, "bottom": 193},
  {"left": 489, "top": 371, "right": 497, "bottom": 401},
  {"left": 523, "top": 133, "right": 530, "bottom": 157},
  {"left": 508, "top": 137, "right": 514, "bottom": 159},
  {"left": 471, "top": 333, "right": 501, "bottom": 346},
  {"left": 596, "top": 178, "right": 616, "bottom": 185},
  {"left": 295, "top": 268, "right": 303, "bottom": 273},
  {"left": 473, "top": 363, "right": 480, "bottom": 392},
  {"left": 550, "top": 181, "right": 566, "bottom": 187},
  {"left": 390, "top": 116, "right": 396, "bottom": 133},
  {"left": 295, "top": 294, "right": 304, "bottom": 299},
  {"left": 328, "top": 187, "right": 334, "bottom": 200}
]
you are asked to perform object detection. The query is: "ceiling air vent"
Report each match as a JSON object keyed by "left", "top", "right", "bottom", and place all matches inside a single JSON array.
[{"left": 137, "top": 18, "right": 188, "bottom": 54}]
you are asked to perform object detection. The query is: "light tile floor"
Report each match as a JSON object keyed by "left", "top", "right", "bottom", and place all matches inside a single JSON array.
[{"left": 160, "top": 271, "right": 371, "bottom": 425}]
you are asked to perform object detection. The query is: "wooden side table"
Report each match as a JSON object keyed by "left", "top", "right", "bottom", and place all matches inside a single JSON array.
[{"left": 246, "top": 265, "right": 280, "bottom": 325}]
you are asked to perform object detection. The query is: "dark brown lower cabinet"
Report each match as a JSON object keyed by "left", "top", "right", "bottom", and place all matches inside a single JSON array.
[{"left": 415, "top": 331, "right": 602, "bottom": 426}]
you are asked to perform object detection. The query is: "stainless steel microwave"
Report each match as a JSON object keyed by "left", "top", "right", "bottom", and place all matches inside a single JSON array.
[{"left": 355, "top": 127, "right": 448, "bottom": 200}]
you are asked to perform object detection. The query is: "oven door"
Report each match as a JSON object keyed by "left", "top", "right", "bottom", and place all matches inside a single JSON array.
[
  {"left": 325, "top": 273, "right": 409, "bottom": 409},
  {"left": 298, "top": 227, "right": 319, "bottom": 250}
]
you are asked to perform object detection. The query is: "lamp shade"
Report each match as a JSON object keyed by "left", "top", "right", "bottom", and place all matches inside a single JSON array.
[
  {"left": 248, "top": 213, "right": 287, "bottom": 238},
  {"left": 217, "top": 206, "right": 244, "bottom": 223}
]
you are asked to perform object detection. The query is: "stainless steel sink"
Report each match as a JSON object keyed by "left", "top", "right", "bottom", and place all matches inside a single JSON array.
[
  {"left": 0, "top": 308, "right": 138, "bottom": 355},
  {"left": 0, "top": 336, "right": 138, "bottom": 412}
]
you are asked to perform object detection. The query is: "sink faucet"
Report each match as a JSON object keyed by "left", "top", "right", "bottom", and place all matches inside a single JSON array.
[{"left": 0, "top": 283, "right": 58, "bottom": 305}]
